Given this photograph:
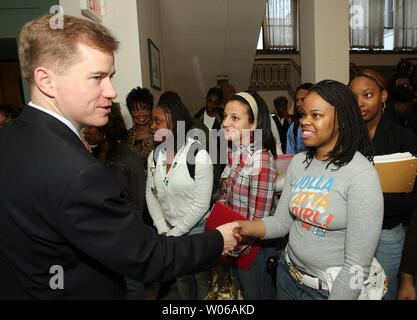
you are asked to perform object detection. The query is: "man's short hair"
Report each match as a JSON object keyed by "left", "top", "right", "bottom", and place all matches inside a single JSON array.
[
  {"left": 273, "top": 96, "right": 288, "bottom": 108},
  {"left": 126, "top": 87, "right": 154, "bottom": 113},
  {"left": 206, "top": 87, "right": 223, "bottom": 102},
  {"left": 19, "top": 14, "right": 119, "bottom": 85}
]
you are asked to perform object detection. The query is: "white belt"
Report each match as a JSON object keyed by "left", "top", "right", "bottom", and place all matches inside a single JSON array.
[{"left": 285, "top": 252, "right": 328, "bottom": 291}]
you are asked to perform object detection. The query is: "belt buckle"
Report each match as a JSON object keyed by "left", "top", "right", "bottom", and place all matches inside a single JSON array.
[{"left": 288, "top": 262, "right": 304, "bottom": 285}]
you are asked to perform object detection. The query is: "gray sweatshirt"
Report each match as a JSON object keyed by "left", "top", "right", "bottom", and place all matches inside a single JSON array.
[{"left": 263, "top": 152, "right": 384, "bottom": 299}]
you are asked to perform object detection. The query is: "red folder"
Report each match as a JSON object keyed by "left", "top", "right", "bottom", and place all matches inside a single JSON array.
[{"left": 204, "top": 201, "right": 262, "bottom": 271}]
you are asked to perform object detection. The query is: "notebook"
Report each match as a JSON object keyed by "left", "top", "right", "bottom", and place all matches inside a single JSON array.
[
  {"left": 205, "top": 201, "right": 262, "bottom": 271},
  {"left": 374, "top": 152, "right": 417, "bottom": 193}
]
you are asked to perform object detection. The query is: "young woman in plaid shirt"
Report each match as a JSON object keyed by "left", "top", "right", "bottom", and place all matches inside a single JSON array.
[{"left": 218, "top": 90, "right": 278, "bottom": 299}]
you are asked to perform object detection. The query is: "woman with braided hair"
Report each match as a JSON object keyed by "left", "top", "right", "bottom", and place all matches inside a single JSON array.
[
  {"left": 349, "top": 69, "right": 417, "bottom": 300},
  {"left": 235, "top": 80, "right": 384, "bottom": 300}
]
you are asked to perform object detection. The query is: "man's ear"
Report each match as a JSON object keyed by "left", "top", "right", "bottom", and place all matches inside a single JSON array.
[{"left": 33, "top": 67, "right": 56, "bottom": 98}]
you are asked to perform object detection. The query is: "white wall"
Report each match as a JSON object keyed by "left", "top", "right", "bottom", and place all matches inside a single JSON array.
[
  {"left": 160, "top": 0, "right": 267, "bottom": 115},
  {"left": 300, "top": 0, "right": 350, "bottom": 84},
  {"left": 136, "top": 0, "right": 166, "bottom": 104},
  {"left": 59, "top": 0, "right": 143, "bottom": 128}
]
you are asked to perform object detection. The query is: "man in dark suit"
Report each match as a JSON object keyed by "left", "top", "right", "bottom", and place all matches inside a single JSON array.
[
  {"left": 194, "top": 87, "right": 224, "bottom": 131},
  {"left": 271, "top": 96, "right": 293, "bottom": 154},
  {"left": 0, "top": 14, "right": 238, "bottom": 299}
]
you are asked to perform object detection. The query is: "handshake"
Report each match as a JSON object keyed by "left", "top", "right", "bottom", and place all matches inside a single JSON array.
[{"left": 216, "top": 221, "right": 248, "bottom": 255}]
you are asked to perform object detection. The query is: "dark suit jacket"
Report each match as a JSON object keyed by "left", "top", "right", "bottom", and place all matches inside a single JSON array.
[
  {"left": 194, "top": 107, "right": 224, "bottom": 130},
  {"left": 91, "top": 143, "right": 146, "bottom": 215},
  {"left": 272, "top": 114, "right": 293, "bottom": 154},
  {"left": 0, "top": 106, "right": 223, "bottom": 299}
]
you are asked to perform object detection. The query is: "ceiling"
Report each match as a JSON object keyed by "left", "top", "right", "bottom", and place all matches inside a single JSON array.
[{"left": 159, "top": 0, "right": 267, "bottom": 114}]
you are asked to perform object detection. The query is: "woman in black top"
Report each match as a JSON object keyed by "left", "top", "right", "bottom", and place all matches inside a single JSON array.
[
  {"left": 83, "top": 103, "right": 147, "bottom": 300},
  {"left": 349, "top": 69, "right": 417, "bottom": 300}
]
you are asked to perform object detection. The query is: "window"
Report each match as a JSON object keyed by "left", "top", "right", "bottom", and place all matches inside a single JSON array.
[
  {"left": 349, "top": 0, "right": 417, "bottom": 51},
  {"left": 393, "top": 0, "right": 417, "bottom": 50},
  {"left": 349, "top": 0, "right": 385, "bottom": 50},
  {"left": 259, "top": 0, "right": 298, "bottom": 51}
]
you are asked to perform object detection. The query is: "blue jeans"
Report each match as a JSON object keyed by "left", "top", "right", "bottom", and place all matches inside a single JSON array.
[
  {"left": 234, "top": 245, "right": 276, "bottom": 300},
  {"left": 374, "top": 224, "right": 405, "bottom": 300},
  {"left": 276, "top": 252, "right": 329, "bottom": 300}
]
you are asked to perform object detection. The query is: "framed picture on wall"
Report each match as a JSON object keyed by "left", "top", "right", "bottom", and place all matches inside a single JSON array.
[{"left": 148, "top": 39, "right": 161, "bottom": 90}]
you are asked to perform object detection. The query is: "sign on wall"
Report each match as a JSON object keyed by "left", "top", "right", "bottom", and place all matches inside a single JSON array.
[{"left": 80, "top": 0, "right": 106, "bottom": 22}]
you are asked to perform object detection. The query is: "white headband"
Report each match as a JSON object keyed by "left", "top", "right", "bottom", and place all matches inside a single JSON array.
[{"left": 235, "top": 92, "right": 258, "bottom": 121}]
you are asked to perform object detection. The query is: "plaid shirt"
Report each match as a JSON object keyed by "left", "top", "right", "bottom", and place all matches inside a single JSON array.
[{"left": 218, "top": 143, "right": 278, "bottom": 221}]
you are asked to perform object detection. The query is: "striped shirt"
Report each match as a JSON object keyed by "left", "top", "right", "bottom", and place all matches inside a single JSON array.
[{"left": 218, "top": 143, "right": 278, "bottom": 221}]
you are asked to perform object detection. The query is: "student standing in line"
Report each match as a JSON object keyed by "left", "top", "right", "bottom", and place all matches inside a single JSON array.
[
  {"left": 194, "top": 87, "right": 224, "bottom": 131},
  {"left": 272, "top": 96, "right": 293, "bottom": 154},
  {"left": 349, "top": 69, "right": 417, "bottom": 300},
  {"left": 286, "top": 83, "right": 313, "bottom": 154},
  {"left": 146, "top": 99, "right": 214, "bottom": 300},
  {"left": 219, "top": 90, "right": 278, "bottom": 300},
  {"left": 234, "top": 80, "right": 384, "bottom": 300},
  {"left": 126, "top": 86, "right": 156, "bottom": 172}
]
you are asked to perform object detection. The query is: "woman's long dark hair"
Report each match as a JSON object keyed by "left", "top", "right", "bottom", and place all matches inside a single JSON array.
[
  {"left": 227, "top": 90, "right": 277, "bottom": 157},
  {"left": 155, "top": 98, "right": 193, "bottom": 153},
  {"left": 102, "top": 102, "right": 128, "bottom": 147},
  {"left": 304, "top": 80, "right": 374, "bottom": 169}
]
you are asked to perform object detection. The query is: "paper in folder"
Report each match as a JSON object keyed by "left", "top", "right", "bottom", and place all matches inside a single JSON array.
[
  {"left": 204, "top": 201, "right": 261, "bottom": 271},
  {"left": 374, "top": 152, "right": 417, "bottom": 193}
]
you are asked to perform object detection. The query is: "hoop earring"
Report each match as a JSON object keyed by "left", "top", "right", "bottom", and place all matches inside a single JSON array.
[{"left": 382, "top": 102, "right": 386, "bottom": 113}]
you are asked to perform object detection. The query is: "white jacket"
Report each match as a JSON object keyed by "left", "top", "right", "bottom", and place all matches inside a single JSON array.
[{"left": 146, "top": 138, "right": 213, "bottom": 237}]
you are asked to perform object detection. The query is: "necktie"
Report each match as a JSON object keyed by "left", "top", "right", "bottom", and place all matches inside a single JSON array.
[{"left": 82, "top": 140, "right": 92, "bottom": 153}]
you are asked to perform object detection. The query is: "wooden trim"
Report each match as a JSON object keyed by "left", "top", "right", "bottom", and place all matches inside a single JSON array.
[
  {"left": 256, "top": 49, "right": 299, "bottom": 55},
  {"left": 350, "top": 50, "right": 417, "bottom": 54},
  {"left": 253, "top": 56, "right": 301, "bottom": 75}
]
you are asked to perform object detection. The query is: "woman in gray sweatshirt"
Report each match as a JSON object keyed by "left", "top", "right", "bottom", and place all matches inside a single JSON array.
[{"left": 236, "top": 80, "right": 384, "bottom": 300}]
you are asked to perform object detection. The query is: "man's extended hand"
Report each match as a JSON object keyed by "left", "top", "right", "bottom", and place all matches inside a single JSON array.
[
  {"left": 216, "top": 221, "right": 241, "bottom": 255},
  {"left": 232, "top": 225, "right": 250, "bottom": 244}
]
